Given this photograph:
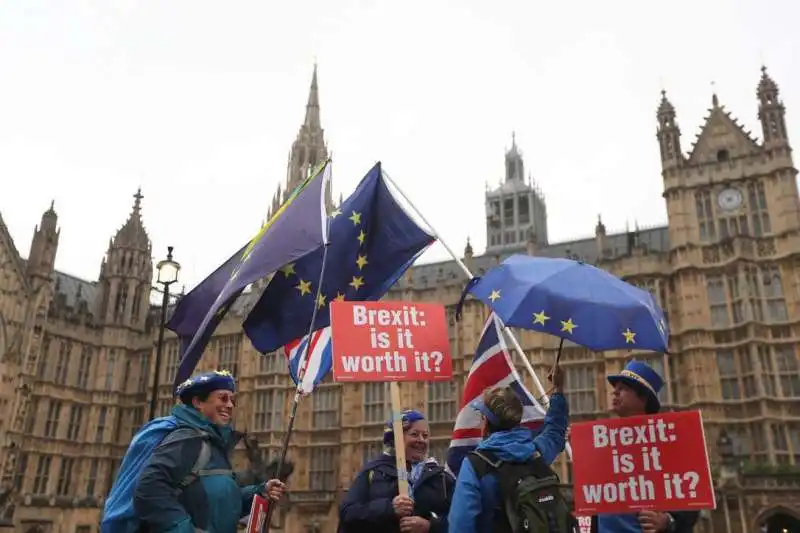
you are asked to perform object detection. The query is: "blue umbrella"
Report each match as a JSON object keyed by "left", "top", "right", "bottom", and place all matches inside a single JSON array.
[{"left": 456, "top": 254, "right": 669, "bottom": 359}]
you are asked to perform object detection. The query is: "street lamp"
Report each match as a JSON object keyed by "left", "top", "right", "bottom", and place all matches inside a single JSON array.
[{"left": 149, "top": 246, "right": 181, "bottom": 420}]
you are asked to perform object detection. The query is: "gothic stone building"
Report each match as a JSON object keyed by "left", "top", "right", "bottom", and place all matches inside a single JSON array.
[{"left": 1, "top": 66, "right": 799, "bottom": 533}]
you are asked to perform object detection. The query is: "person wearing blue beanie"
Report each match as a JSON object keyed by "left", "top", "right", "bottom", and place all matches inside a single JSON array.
[{"left": 339, "top": 408, "right": 455, "bottom": 533}]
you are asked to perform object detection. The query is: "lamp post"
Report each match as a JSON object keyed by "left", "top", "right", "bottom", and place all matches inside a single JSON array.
[
  {"left": 149, "top": 246, "right": 181, "bottom": 420},
  {"left": 716, "top": 429, "right": 747, "bottom": 533}
]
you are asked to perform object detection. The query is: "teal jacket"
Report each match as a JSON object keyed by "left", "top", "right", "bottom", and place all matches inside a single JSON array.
[{"left": 133, "top": 405, "right": 261, "bottom": 533}]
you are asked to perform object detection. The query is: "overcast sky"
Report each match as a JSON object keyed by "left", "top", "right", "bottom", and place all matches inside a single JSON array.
[{"left": 1, "top": 0, "right": 796, "bottom": 290}]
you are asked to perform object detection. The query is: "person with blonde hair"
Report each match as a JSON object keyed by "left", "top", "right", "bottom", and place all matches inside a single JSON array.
[{"left": 448, "top": 369, "right": 570, "bottom": 533}]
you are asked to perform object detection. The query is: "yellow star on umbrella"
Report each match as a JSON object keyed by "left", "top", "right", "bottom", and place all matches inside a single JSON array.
[
  {"left": 356, "top": 254, "right": 369, "bottom": 270},
  {"left": 334, "top": 292, "right": 346, "bottom": 302},
  {"left": 488, "top": 290, "right": 501, "bottom": 302},
  {"left": 349, "top": 211, "right": 362, "bottom": 225},
  {"left": 622, "top": 328, "right": 636, "bottom": 344},
  {"left": 560, "top": 318, "right": 578, "bottom": 334},
  {"left": 533, "top": 310, "right": 550, "bottom": 326},
  {"left": 280, "top": 263, "right": 296, "bottom": 277},
  {"left": 349, "top": 276, "right": 365, "bottom": 291},
  {"left": 296, "top": 279, "right": 312, "bottom": 296},
  {"left": 317, "top": 293, "right": 327, "bottom": 309}
]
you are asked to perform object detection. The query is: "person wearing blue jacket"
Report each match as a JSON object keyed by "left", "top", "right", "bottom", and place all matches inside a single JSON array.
[
  {"left": 339, "top": 409, "right": 455, "bottom": 533},
  {"left": 133, "top": 371, "right": 286, "bottom": 533},
  {"left": 593, "top": 361, "right": 699, "bottom": 533},
  {"left": 447, "top": 368, "right": 569, "bottom": 533}
]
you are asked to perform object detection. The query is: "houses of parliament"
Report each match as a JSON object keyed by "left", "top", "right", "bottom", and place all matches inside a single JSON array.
[{"left": 0, "top": 65, "right": 799, "bottom": 533}]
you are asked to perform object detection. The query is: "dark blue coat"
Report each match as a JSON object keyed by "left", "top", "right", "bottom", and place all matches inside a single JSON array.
[
  {"left": 133, "top": 405, "right": 261, "bottom": 533},
  {"left": 339, "top": 454, "right": 455, "bottom": 533}
]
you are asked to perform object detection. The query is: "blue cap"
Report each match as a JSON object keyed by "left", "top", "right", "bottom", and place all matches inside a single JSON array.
[
  {"left": 383, "top": 409, "right": 426, "bottom": 446},
  {"left": 175, "top": 370, "right": 236, "bottom": 399},
  {"left": 607, "top": 360, "right": 663, "bottom": 412}
]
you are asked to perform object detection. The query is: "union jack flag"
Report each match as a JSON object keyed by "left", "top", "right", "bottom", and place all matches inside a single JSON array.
[{"left": 446, "top": 313, "right": 546, "bottom": 476}]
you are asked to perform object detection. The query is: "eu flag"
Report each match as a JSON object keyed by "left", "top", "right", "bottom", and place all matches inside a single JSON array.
[
  {"left": 243, "top": 161, "right": 435, "bottom": 353},
  {"left": 166, "top": 243, "right": 245, "bottom": 356},
  {"left": 171, "top": 160, "right": 332, "bottom": 388}
]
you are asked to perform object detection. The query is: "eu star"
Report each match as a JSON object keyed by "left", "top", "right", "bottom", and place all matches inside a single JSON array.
[
  {"left": 280, "top": 263, "right": 295, "bottom": 277},
  {"left": 533, "top": 310, "right": 550, "bottom": 326},
  {"left": 296, "top": 279, "right": 312, "bottom": 296},
  {"left": 334, "top": 292, "right": 346, "bottom": 302},
  {"left": 349, "top": 211, "right": 362, "bottom": 225},
  {"left": 560, "top": 318, "right": 577, "bottom": 334},
  {"left": 356, "top": 254, "right": 368, "bottom": 270},
  {"left": 357, "top": 230, "right": 366, "bottom": 245},
  {"left": 488, "top": 290, "right": 501, "bottom": 302},
  {"left": 349, "top": 276, "right": 365, "bottom": 291},
  {"left": 622, "top": 328, "right": 636, "bottom": 344},
  {"left": 317, "top": 293, "right": 327, "bottom": 309}
]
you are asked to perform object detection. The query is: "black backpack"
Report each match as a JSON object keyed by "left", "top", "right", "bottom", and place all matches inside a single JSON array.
[{"left": 468, "top": 449, "right": 576, "bottom": 533}]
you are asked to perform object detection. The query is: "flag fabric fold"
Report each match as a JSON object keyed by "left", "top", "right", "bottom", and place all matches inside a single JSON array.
[
  {"left": 446, "top": 313, "right": 546, "bottom": 477},
  {"left": 170, "top": 161, "right": 332, "bottom": 389},
  {"left": 284, "top": 326, "right": 333, "bottom": 394},
  {"left": 243, "top": 161, "right": 436, "bottom": 364}
]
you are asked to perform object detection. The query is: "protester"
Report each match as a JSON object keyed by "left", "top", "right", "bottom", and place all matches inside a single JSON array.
[
  {"left": 132, "top": 370, "right": 286, "bottom": 533},
  {"left": 447, "top": 368, "right": 570, "bottom": 533},
  {"left": 339, "top": 409, "right": 455, "bottom": 533},
  {"left": 594, "top": 360, "right": 699, "bottom": 533}
]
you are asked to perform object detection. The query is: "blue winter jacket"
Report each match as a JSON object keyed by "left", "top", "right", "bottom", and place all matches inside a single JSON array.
[
  {"left": 339, "top": 453, "right": 455, "bottom": 533},
  {"left": 447, "top": 392, "right": 569, "bottom": 533},
  {"left": 133, "top": 405, "right": 262, "bottom": 533}
]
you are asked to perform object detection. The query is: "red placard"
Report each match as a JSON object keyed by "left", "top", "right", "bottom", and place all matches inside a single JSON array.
[
  {"left": 575, "top": 516, "right": 592, "bottom": 533},
  {"left": 571, "top": 410, "right": 715, "bottom": 515},
  {"left": 330, "top": 300, "right": 452, "bottom": 382},
  {"left": 245, "top": 494, "right": 269, "bottom": 533}
]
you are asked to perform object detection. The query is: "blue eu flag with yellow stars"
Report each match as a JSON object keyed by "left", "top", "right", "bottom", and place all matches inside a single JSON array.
[
  {"left": 171, "top": 161, "right": 332, "bottom": 389},
  {"left": 243, "top": 161, "right": 435, "bottom": 353},
  {"left": 461, "top": 254, "right": 670, "bottom": 353}
]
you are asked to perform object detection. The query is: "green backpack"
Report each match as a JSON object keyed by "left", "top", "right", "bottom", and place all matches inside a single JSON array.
[{"left": 468, "top": 449, "right": 576, "bottom": 533}]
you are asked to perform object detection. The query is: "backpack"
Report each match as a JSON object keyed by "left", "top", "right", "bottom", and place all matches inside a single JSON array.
[
  {"left": 468, "top": 449, "right": 576, "bottom": 533},
  {"left": 100, "top": 415, "right": 214, "bottom": 533}
]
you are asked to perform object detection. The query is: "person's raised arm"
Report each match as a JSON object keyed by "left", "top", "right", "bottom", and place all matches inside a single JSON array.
[{"left": 532, "top": 367, "right": 570, "bottom": 464}]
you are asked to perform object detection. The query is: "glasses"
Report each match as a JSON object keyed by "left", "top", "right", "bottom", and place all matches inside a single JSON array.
[
  {"left": 406, "top": 429, "right": 429, "bottom": 440},
  {"left": 212, "top": 391, "right": 236, "bottom": 406}
]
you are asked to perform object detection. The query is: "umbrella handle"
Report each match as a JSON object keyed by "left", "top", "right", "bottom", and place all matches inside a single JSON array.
[{"left": 554, "top": 337, "right": 564, "bottom": 368}]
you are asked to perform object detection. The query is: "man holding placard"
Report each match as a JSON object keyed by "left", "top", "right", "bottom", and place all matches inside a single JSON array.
[{"left": 586, "top": 361, "right": 702, "bottom": 533}]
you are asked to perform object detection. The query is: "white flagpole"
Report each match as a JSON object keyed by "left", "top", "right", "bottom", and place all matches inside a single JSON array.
[{"left": 382, "top": 170, "right": 572, "bottom": 459}]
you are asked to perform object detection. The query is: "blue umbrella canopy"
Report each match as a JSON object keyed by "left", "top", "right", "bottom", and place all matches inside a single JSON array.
[{"left": 459, "top": 254, "right": 669, "bottom": 353}]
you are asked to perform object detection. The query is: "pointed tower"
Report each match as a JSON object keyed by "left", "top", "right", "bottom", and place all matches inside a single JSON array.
[
  {"left": 26, "top": 201, "right": 60, "bottom": 286},
  {"left": 757, "top": 66, "right": 789, "bottom": 149},
  {"left": 280, "top": 64, "right": 331, "bottom": 213},
  {"left": 95, "top": 189, "right": 153, "bottom": 330},
  {"left": 485, "top": 133, "right": 549, "bottom": 254},
  {"left": 505, "top": 132, "right": 525, "bottom": 182},
  {"left": 656, "top": 90, "right": 684, "bottom": 170}
]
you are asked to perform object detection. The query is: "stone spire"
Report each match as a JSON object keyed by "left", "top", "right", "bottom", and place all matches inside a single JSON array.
[
  {"left": 656, "top": 90, "right": 683, "bottom": 169},
  {"left": 112, "top": 188, "right": 150, "bottom": 250},
  {"left": 304, "top": 63, "right": 321, "bottom": 131},
  {"left": 269, "top": 64, "right": 331, "bottom": 220},
  {"left": 26, "top": 201, "right": 60, "bottom": 282},
  {"left": 757, "top": 65, "right": 788, "bottom": 147},
  {"left": 96, "top": 189, "right": 153, "bottom": 329}
]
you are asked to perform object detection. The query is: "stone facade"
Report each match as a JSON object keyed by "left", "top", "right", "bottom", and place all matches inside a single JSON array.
[{"left": 1, "top": 66, "right": 799, "bottom": 533}]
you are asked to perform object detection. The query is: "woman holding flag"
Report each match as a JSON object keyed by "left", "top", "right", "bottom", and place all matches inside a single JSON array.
[{"left": 338, "top": 409, "right": 455, "bottom": 533}]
